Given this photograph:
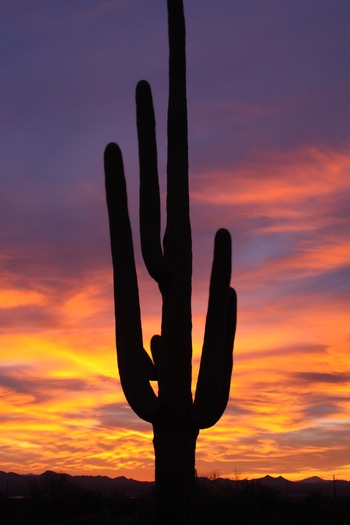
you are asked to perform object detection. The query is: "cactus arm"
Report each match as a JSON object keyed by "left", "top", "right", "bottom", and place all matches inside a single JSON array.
[
  {"left": 195, "top": 287, "right": 237, "bottom": 429},
  {"left": 136, "top": 80, "right": 165, "bottom": 283},
  {"left": 193, "top": 229, "right": 236, "bottom": 428},
  {"left": 218, "top": 286, "right": 237, "bottom": 411},
  {"left": 104, "top": 142, "right": 160, "bottom": 423}
]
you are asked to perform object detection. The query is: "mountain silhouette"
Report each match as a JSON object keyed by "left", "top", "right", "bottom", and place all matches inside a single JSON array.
[
  {"left": 0, "top": 470, "right": 153, "bottom": 499},
  {"left": 299, "top": 475, "right": 327, "bottom": 483},
  {"left": 2, "top": 470, "right": 349, "bottom": 499}
]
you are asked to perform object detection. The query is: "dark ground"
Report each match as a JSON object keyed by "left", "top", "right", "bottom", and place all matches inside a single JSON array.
[{"left": 1, "top": 478, "right": 350, "bottom": 525}]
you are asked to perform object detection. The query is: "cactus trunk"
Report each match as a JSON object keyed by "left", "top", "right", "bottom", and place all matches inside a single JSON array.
[
  {"left": 153, "top": 422, "right": 198, "bottom": 524},
  {"left": 104, "top": 0, "right": 237, "bottom": 523}
]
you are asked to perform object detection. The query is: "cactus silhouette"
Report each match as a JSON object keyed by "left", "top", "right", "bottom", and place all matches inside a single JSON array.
[{"left": 104, "top": 0, "right": 236, "bottom": 522}]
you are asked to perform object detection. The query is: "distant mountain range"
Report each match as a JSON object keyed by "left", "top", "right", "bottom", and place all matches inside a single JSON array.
[
  {"left": 1, "top": 470, "right": 349, "bottom": 499},
  {"left": 0, "top": 470, "right": 153, "bottom": 499}
]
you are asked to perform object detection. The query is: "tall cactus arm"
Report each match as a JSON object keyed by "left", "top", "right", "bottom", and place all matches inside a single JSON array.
[
  {"left": 193, "top": 229, "right": 236, "bottom": 428},
  {"left": 219, "top": 286, "right": 237, "bottom": 411},
  {"left": 136, "top": 80, "right": 165, "bottom": 283},
  {"left": 104, "top": 143, "right": 160, "bottom": 423}
]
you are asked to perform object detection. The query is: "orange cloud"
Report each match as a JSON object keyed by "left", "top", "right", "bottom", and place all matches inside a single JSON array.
[{"left": 191, "top": 147, "right": 350, "bottom": 209}]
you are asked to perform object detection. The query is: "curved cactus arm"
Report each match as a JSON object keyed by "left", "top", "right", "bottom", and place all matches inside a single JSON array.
[
  {"left": 193, "top": 229, "right": 236, "bottom": 428},
  {"left": 136, "top": 80, "right": 165, "bottom": 283},
  {"left": 195, "top": 287, "right": 237, "bottom": 429},
  {"left": 104, "top": 142, "right": 160, "bottom": 423}
]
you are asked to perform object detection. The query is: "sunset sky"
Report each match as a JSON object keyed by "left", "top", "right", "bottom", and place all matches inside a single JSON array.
[{"left": 1, "top": 0, "right": 350, "bottom": 482}]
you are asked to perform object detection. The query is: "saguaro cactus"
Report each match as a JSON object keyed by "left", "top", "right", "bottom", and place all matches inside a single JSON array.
[{"left": 104, "top": 0, "right": 236, "bottom": 522}]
